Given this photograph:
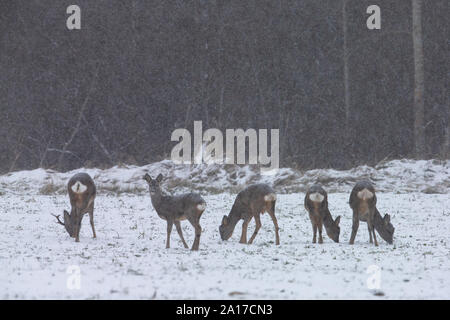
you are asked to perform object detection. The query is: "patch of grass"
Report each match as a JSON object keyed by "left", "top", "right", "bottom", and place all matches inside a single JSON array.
[
  {"left": 98, "top": 184, "right": 145, "bottom": 195},
  {"left": 39, "top": 182, "right": 63, "bottom": 195},
  {"left": 422, "top": 186, "right": 446, "bottom": 194}
]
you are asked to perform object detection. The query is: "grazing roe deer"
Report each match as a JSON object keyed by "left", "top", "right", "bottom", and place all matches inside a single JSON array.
[
  {"left": 304, "top": 184, "right": 341, "bottom": 243},
  {"left": 219, "top": 183, "right": 280, "bottom": 245},
  {"left": 349, "top": 180, "right": 395, "bottom": 246},
  {"left": 52, "top": 173, "right": 97, "bottom": 242},
  {"left": 143, "top": 173, "right": 206, "bottom": 251}
]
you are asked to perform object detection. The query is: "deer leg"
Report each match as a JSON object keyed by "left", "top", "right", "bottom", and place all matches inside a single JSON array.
[
  {"left": 74, "top": 217, "right": 82, "bottom": 242},
  {"left": 73, "top": 208, "right": 82, "bottom": 242},
  {"left": 88, "top": 207, "right": 96, "bottom": 239},
  {"left": 318, "top": 219, "right": 324, "bottom": 244},
  {"left": 190, "top": 220, "right": 202, "bottom": 251},
  {"left": 312, "top": 222, "right": 317, "bottom": 243},
  {"left": 248, "top": 214, "right": 262, "bottom": 244},
  {"left": 368, "top": 212, "right": 378, "bottom": 246},
  {"left": 367, "top": 223, "right": 377, "bottom": 246},
  {"left": 372, "top": 228, "right": 378, "bottom": 246},
  {"left": 74, "top": 222, "right": 79, "bottom": 242},
  {"left": 368, "top": 224, "right": 373, "bottom": 243},
  {"left": 174, "top": 221, "right": 189, "bottom": 249},
  {"left": 349, "top": 210, "right": 359, "bottom": 245},
  {"left": 166, "top": 221, "right": 173, "bottom": 249},
  {"left": 239, "top": 218, "right": 251, "bottom": 244},
  {"left": 268, "top": 208, "right": 280, "bottom": 245}
]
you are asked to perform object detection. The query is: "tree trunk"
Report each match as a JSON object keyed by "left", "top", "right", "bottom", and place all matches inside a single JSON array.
[
  {"left": 412, "top": 0, "right": 426, "bottom": 158},
  {"left": 343, "top": 0, "right": 350, "bottom": 129},
  {"left": 443, "top": 126, "right": 450, "bottom": 159},
  {"left": 342, "top": 0, "right": 353, "bottom": 166}
]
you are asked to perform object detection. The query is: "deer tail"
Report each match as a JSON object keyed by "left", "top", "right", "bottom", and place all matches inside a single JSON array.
[
  {"left": 264, "top": 193, "right": 277, "bottom": 202},
  {"left": 196, "top": 202, "right": 206, "bottom": 211}
]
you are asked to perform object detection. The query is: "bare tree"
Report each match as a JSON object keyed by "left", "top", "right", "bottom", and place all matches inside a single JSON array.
[
  {"left": 57, "top": 65, "right": 99, "bottom": 170},
  {"left": 342, "top": 0, "right": 350, "bottom": 129},
  {"left": 412, "top": 0, "right": 426, "bottom": 158},
  {"left": 443, "top": 127, "right": 450, "bottom": 159},
  {"left": 0, "top": 1, "right": 447, "bottom": 173}
]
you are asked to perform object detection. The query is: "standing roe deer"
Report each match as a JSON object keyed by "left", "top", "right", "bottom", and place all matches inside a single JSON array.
[
  {"left": 219, "top": 183, "right": 280, "bottom": 245},
  {"left": 52, "top": 173, "right": 97, "bottom": 242},
  {"left": 304, "top": 184, "right": 341, "bottom": 243},
  {"left": 349, "top": 180, "right": 395, "bottom": 246},
  {"left": 143, "top": 173, "right": 206, "bottom": 251}
]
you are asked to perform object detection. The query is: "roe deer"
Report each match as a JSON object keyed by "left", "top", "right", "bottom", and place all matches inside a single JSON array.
[
  {"left": 219, "top": 183, "right": 280, "bottom": 245},
  {"left": 143, "top": 173, "right": 206, "bottom": 251},
  {"left": 304, "top": 184, "right": 341, "bottom": 243},
  {"left": 52, "top": 173, "right": 97, "bottom": 242},
  {"left": 349, "top": 180, "right": 395, "bottom": 246}
]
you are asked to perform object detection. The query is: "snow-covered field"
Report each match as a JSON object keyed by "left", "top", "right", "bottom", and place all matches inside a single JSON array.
[
  {"left": 1, "top": 191, "right": 449, "bottom": 299},
  {"left": 0, "top": 159, "right": 449, "bottom": 299}
]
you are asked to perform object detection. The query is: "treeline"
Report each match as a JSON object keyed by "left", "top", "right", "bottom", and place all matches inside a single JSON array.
[{"left": 0, "top": 0, "right": 448, "bottom": 173}]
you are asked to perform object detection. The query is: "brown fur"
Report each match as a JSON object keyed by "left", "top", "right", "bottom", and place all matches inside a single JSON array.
[
  {"left": 52, "top": 173, "right": 97, "bottom": 242},
  {"left": 349, "top": 180, "right": 395, "bottom": 245},
  {"left": 219, "top": 184, "right": 280, "bottom": 245},
  {"left": 144, "top": 173, "right": 206, "bottom": 251},
  {"left": 304, "top": 184, "right": 341, "bottom": 243}
]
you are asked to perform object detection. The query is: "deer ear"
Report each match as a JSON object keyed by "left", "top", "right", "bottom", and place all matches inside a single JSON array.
[
  {"left": 156, "top": 174, "right": 163, "bottom": 183},
  {"left": 335, "top": 216, "right": 341, "bottom": 226},
  {"left": 222, "top": 215, "right": 228, "bottom": 226},
  {"left": 143, "top": 173, "right": 152, "bottom": 182},
  {"left": 384, "top": 214, "right": 391, "bottom": 224}
]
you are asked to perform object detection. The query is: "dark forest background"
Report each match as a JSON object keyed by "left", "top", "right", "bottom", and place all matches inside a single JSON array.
[{"left": 0, "top": 0, "right": 448, "bottom": 173}]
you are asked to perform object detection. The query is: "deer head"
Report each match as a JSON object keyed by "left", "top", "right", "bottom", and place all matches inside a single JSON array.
[
  {"left": 325, "top": 215, "right": 341, "bottom": 243},
  {"left": 52, "top": 210, "right": 75, "bottom": 237},
  {"left": 143, "top": 173, "right": 163, "bottom": 195},
  {"left": 219, "top": 215, "right": 234, "bottom": 240},
  {"left": 376, "top": 213, "right": 395, "bottom": 244}
]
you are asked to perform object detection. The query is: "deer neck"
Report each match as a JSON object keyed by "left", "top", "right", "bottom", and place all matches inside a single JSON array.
[
  {"left": 373, "top": 208, "right": 384, "bottom": 229},
  {"left": 149, "top": 188, "right": 164, "bottom": 209},
  {"left": 225, "top": 205, "right": 242, "bottom": 232},
  {"left": 373, "top": 207, "right": 393, "bottom": 243},
  {"left": 322, "top": 209, "right": 335, "bottom": 228},
  {"left": 70, "top": 206, "right": 80, "bottom": 217}
]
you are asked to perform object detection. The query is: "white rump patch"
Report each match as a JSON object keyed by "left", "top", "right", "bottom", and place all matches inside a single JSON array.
[
  {"left": 309, "top": 192, "right": 324, "bottom": 202},
  {"left": 264, "top": 193, "right": 277, "bottom": 202},
  {"left": 357, "top": 188, "right": 374, "bottom": 200},
  {"left": 197, "top": 203, "right": 206, "bottom": 211},
  {"left": 71, "top": 181, "right": 87, "bottom": 194}
]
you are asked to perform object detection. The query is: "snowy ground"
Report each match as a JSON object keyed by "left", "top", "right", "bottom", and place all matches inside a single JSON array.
[{"left": 1, "top": 191, "right": 449, "bottom": 299}]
